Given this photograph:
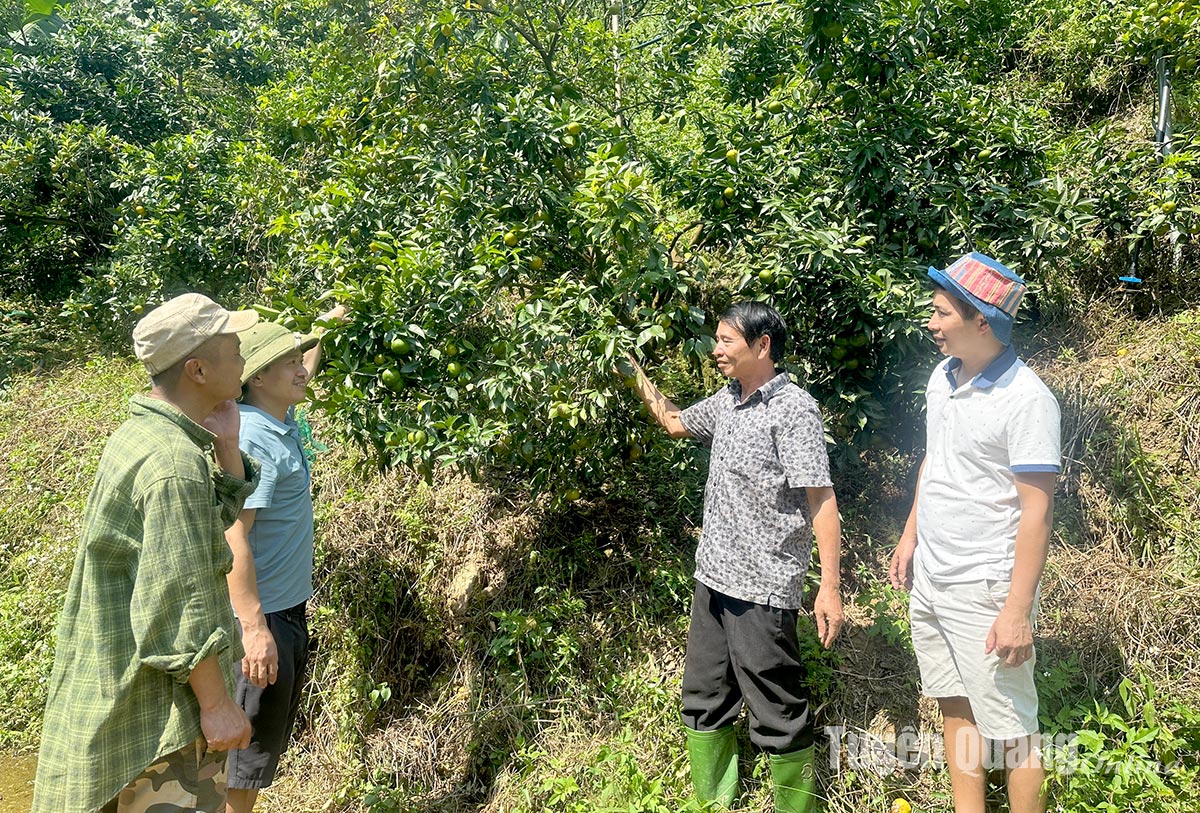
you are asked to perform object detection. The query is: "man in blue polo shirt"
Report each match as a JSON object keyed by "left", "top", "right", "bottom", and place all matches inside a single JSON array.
[
  {"left": 889, "top": 253, "right": 1060, "bottom": 813},
  {"left": 223, "top": 305, "right": 345, "bottom": 813}
]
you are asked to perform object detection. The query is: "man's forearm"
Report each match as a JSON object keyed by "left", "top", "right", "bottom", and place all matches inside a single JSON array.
[
  {"left": 1007, "top": 512, "right": 1051, "bottom": 613},
  {"left": 190, "top": 654, "right": 251, "bottom": 751},
  {"left": 901, "top": 458, "right": 926, "bottom": 542},
  {"left": 627, "top": 358, "right": 689, "bottom": 437},
  {"left": 632, "top": 368, "right": 679, "bottom": 424},
  {"left": 900, "top": 502, "right": 919, "bottom": 543},
  {"left": 225, "top": 511, "right": 265, "bottom": 626},
  {"left": 304, "top": 303, "right": 347, "bottom": 375},
  {"left": 302, "top": 344, "right": 323, "bottom": 377},
  {"left": 188, "top": 654, "right": 231, "bottom": 709},
  {"left": 1008, "top": 474, "right": 1055, "bottom": 612},
  {"left": 810, "top": 488, "right": 842, "bottom": 588}
]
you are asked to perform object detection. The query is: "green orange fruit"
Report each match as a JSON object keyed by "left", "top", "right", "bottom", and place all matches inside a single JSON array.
[{"left": 381, "top": 368, "right": 403, "bottom": 390}]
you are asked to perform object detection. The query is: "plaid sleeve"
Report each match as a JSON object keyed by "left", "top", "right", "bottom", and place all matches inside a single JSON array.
[
  {"left": 130, "top": 475, "right": 236, "bottom": 683},
  {"left": 213, "top": 451, "right": 260, "bottom": 528}
]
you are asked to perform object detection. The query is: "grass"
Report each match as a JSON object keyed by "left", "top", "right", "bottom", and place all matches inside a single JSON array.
[
  {"left": 0, "top": 356, "right": 147, "bottom": 748},
  {"left": 2, "top": 305, "right": 1199, "bottom": 811}
]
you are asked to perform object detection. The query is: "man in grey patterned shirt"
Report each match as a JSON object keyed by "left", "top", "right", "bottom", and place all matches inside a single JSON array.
[{"left": 626, "top": 301, "right": 843, "bottom": 813}]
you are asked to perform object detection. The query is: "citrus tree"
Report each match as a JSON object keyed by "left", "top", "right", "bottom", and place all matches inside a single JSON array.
[
  {"left": 0, "top": 0, "right": 309, "bottom": 328},
  {"left": 3, "top": 0, "right": 1141, "bottom": 484},
  {"left": 256, "top": 0, "right": 1103, "bottom": 483},
  {"left": 619, "top": 0, "right": 1097, "bottom": 446},
  {"left": 254, "top": 2, "right": 712, "bottom": 493}
]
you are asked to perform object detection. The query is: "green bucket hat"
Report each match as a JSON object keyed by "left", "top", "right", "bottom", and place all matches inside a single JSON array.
[{"left": 240, "top": 321, "right": 319, "bottom": 384}]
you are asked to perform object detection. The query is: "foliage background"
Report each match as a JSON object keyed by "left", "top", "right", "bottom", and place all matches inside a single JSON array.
[{"left": 2, "top": 0, "right": 1199, "bottom": 811}]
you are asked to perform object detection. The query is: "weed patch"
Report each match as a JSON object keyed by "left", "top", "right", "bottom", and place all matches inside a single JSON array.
[{"left": 0, "top": 357, "right": 144, "bottom": 746}]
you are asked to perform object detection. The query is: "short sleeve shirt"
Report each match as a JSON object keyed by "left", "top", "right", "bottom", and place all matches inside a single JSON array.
[
  {"left": 238, "top": 404, "right": 315, "bottom": 615},
  {"left": 915, "top": 347, "right": 1061, "bottom": 583},
  {"left": 679, "top": 373, "right": 833, "bottom": 608}
]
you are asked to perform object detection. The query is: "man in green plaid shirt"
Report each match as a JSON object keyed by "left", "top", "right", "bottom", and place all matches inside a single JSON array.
[{"left": 33, "top": 294, "right": 264, "bottom": 813}]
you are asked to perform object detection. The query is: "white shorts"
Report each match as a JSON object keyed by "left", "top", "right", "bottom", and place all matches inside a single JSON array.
[{"left": 909, "top": 564, "right": 1039, "bottom": 740}]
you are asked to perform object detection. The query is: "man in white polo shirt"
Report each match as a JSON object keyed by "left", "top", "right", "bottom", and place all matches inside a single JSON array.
[{"left": 889, "top": 253, "right": 1060, "bottom": 813}]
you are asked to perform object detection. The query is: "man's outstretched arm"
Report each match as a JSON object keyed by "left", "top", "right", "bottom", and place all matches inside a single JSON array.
[
  {"left": 303, "top": 303, "right": 349, "bottom": 376},
  {"left": 623, "top": 353, "right": 692, "bottom": 439}
]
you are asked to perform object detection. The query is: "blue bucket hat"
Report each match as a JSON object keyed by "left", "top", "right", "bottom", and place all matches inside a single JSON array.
[{"left": 928, "top": 252, "right": 1026, "bottom": 346}]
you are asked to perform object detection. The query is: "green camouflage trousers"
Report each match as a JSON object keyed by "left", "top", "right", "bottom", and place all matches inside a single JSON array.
[{"left": 99, "top": 738, "right": 228, "bottom": 813}]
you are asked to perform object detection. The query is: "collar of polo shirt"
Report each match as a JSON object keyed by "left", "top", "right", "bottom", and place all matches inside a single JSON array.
[{"left": 945, "top": 346, "right": 1018, "bottom": 391}]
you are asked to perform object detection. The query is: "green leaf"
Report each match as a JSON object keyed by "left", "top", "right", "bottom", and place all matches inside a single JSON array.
[{"left": 23, "top": 0, "right": 56, "bottom": 22}]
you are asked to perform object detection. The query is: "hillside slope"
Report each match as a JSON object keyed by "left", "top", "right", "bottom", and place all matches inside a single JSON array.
[{"left": 2, "top": 305, "right": 1198, "bottom": 812}]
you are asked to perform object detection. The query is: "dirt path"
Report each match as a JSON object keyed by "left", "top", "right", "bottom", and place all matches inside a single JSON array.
[{"left": 0, "top": 752, "right": 35, "bottom": 812}]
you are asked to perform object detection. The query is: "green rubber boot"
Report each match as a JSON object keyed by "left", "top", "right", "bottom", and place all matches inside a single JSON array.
[
  {"left": 769, "top": 745, "right": 819, "bottom": 813},
  {"left": 684, "top": 725, "right": 740, "bottom": 808}
]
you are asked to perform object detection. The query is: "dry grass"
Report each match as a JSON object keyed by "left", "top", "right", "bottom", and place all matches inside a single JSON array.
[
  {"left": 1032, "top": 303, "right": 1200, "bottom": 702},
  {"left": 274, "top": 427, "right": 565, "bottom": 810}
]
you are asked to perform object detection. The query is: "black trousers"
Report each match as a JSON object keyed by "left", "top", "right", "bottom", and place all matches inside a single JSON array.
[
  {"left": 227, "top": 601, "right": 309, "bottom": 789},
  {"left": 681, "top": 581, "right": 814, "bottom": 754}
]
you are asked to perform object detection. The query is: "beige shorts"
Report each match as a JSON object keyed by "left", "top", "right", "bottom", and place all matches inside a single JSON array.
[{"left": 909, "top": 565, "right": 1039, "bottom": 740}]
